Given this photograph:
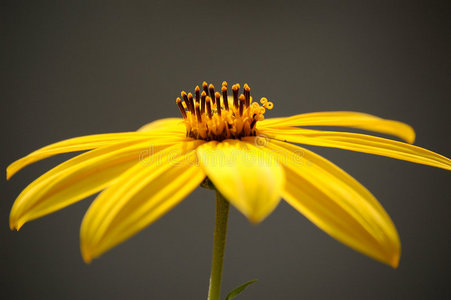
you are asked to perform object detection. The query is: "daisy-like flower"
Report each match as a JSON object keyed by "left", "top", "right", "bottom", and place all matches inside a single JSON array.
[{"left": 8, "top": 81, "right": 450, "bottom": 272}]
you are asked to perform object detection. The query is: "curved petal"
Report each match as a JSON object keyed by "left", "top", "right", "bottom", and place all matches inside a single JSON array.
[
  {"left": 260, "top": 128, "right": 451, "bottom": 170},
  {"left": 244, "top": 137, "right": 400, "bottom": 267},
  {"left": 7, "top": 132, "right": 187, "bottom": 180},
  {"left": 196, "top": 140, "right": 285, "bottom": 223},
  {"left": 9, "top": 139, "right": 176, "bottom": 230},
  {"left": 259, "top": 112, "right": 415, "bottom": 143},
  {"left": 137, "top": 118, "right": 186, "bottom": 133},
  {"left": 80, "top": 140, "right": 205, "bottom": 263}
]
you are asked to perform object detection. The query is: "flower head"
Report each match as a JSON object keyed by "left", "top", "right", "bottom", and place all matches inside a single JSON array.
[{"left": 8, "top": 81, "right": 451, "bottom": 267}]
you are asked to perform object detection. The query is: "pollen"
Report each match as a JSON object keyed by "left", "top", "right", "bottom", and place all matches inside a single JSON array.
[{"left": 176, "top": 81, "right": 273, "bottom": 141}]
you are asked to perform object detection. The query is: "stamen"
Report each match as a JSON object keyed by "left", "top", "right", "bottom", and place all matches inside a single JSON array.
[
  {"left": 215, "top": 92, "right": 221, "bottom": 116},
  {"left": 239, "top": 94, "right": 245, "bottom": 116},
  {"left": 195, "top": 86, "right": 200, "bottom": 104},
  {"left": 188, "top": 93, "right": 195, "bottom": 114},
  {"left": 206, "top": 96, "right": 213, "bottom": 119},
  {"left": 181, "top": 91, "right": 194, "bottom": 114},
  {"left": 232, "top": 85, "right": 239, "bottom": 108},
  {"left": 201, "top": 91, "right": 207, "bottom": 114},
  {"left": 250, "top": 118, "right": 257, "bottom": 129},
  {"left": 209, "top": 84, "right": 216, "bottom": 105},
  {"left": 176, "top": 97, "right": 187, "bottom": 119},
  {"left": 181, "top": 91, "right": 188, "bottom": 110},
  {"left": 221, "top": 86, "right": 229, "bottom": 111},
  {"left": 195, "top": 102, "right": 202, "bottom": 123},
  {"left": 244, "top": 84, "right": 251, "bottom": 107},
  {"left": 202, "top": 81, "right": 209, "bottom": 95}
]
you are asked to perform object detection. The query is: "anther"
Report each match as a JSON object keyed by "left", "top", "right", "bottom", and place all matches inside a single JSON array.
[
  {"left": 201, "top": 91, "right": 207, "bottom": 114},
  {"left": 221, "top": 86, "right": 229, "bottom": 111},
  {"left": 176, "top": 97, "right": 187, "bottom": 119},
  {"left": 239, "top": 94, "right": 245, "bottom": 116},
  {"left": 215, "top": 92, "right": 221, "bottom": 116},
  {"left": 187, "top": 93, "right": 195, "bottom": 114},
  {"left": 206, "top": 96, "right": 213, "bottom": 119},
  {"left": 195, "top": 86, "right": 200, "bottom": 104},
  {"left": 202, "top": 81, "right": 209, "bottom": 95},
  {"left": 222, "top": 81, "right": 227, "bottom": 88},
  {"left": 195, "top": 102, "right": 202, "bottom": 123},
  {"left": 244, "top": 84, "right": 251, "bottom": 107},
  {"left": 181, "top": 91, "right": 192, "bottom": 113},
  {"left": 232, "top": 85, "right": 239, "bottom": 108},
  {"left": 209, "top": 84, "right": 216, "bottom": 105}
]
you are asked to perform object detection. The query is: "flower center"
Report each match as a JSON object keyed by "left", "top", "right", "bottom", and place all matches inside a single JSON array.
[{"left": 176, "top": 81, "right": 273, "bottom": 141}]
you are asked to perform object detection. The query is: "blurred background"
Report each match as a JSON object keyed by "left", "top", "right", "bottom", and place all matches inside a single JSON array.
[{"left": 1, "top": 1, "right": 450, "bottom": 299}]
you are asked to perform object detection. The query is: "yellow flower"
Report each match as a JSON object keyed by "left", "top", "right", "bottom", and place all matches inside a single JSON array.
[{"left": 8, "top": 81, "right": 450, "bottom": 268}]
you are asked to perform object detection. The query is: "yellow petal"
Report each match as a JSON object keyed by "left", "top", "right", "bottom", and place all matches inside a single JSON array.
[
  {"left": 137, "top": 118, "right": 186, "bottom": 133},
  {"left": 245, "top": 137, "right": 400, "bottom": 267},
  {"left": 196, "top": 140, "right": 285, "bottom": 223},
  {"left": 10, "top": 139, "right": 175, "bottom": 230},
  {"left": 260, "top": 111, "right": 415, "bottom": 143},
  {"left": 7, "top": 131, "right": 186, "bottom": 180},
  {"left": 261, "top": 128, "right": 451, "bottom": 170},
  {"left": 80, "top": 141, "right": 205, "bottom": 263}
]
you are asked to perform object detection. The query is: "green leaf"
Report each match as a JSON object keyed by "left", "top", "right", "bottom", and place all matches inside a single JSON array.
[{"left": 224, "top": 279, "right": 258, "bottom": 300}]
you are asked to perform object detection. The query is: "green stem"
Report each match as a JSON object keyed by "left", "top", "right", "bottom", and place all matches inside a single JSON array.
[{"left": 207, "top": 191, "right": 230, "bottom": 300}]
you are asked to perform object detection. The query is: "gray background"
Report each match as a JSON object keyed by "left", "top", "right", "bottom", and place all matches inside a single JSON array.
[{"left": 1, "top": 1, "right": 450, "bottom": 299}]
